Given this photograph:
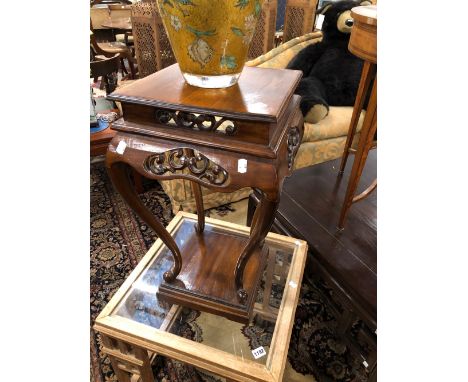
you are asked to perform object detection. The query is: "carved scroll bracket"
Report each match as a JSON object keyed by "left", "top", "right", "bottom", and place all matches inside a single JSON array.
[
  {"left": 155, "top": 109, "right": 238, "bottom": 136},
  {"left": 144, "top": 148, "right": 229, "bottom": 185},
  {"left": 287, "top": 127, "right": 301, "bottom": 169}
]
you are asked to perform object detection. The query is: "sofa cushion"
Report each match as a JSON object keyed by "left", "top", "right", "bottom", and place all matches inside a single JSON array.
[
  {"left": 303, "top": 106, "right": 365, "bottom": 142},
  {"left": 160, "top": 177, "right": 252, "bottom": 214},
  {"left": 293, "top": 133, "right": 361, "bottom": 171}
]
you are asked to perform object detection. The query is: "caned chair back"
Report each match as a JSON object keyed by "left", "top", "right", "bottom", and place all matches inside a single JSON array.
[
  {"left": 282, "top": 0, "right": 318, "bottom": 43},
  {"left": 248, "top": 0, "right": 278, "bottom": 60},
  {"left": 131, "top": 0, "right": 175, "bottom": 78}
]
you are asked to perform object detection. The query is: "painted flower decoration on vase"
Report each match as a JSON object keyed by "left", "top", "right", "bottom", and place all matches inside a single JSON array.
[
  {"left": 170, "top": 14, "right": 182, "bottom": 31},
  {"left": 243, "top": 14, "right": 256, "bottom": 45},
  {"left": 235, "top": 0, "right": 249, "bottom": 9},
  {"left": 186, "top": 26, "right": 216, "bottom": 67},
  {"left": 244, "top": 14, "right": 256, "bottom": 31},
  {"left": 220, "top": 55, "right": 237, "bottom": 69},
  {"left": 242, "top": 32, "right": 253, "bottom": 46},
  {"left": 230, "top": 12, "right": 258, "bottom": 47},
  {"left": 188, "top": 38, "right": 214, "bottom": 67}
]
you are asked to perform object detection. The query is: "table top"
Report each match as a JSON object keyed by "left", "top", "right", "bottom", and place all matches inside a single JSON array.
[
  {"left": 90, "top": 124, "right": 116, "bottom": 156},
  {"left": 101, "top": 18, "right": 132, "bottom": 30},
  {"left": 90, "top": 105, "right": 119, "bottom": 156},
  {"left": 351, "top": 5, "right": 377, "bottom": 26},
  {"left": 271, "top": 151, "right": 376, "bottom": 326},
  {"left": 108, "top": 64, "right": 302, "bottom": 123},
  {"left": 94, "top": 212, "right": 307, "bottom": 381}
]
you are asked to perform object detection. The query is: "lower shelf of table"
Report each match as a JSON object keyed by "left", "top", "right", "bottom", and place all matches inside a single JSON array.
[
  {"left": 158, "top": 220, "right": 269, "bottom": 323},
  {"left": 95, "top": 212, "right": 309, "bottom": 382}
]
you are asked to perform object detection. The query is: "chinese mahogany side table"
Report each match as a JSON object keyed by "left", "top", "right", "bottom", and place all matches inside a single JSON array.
[
  {"left": 105, "top": 64, "right": 303, "bottom": 323},
  {"left": 338, "top": 5, "right": 377, "bottom": 229}
]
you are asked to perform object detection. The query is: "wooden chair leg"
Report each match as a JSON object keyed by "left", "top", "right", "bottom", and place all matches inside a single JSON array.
[
  {"left": 120, "top": 57, "right": 128, "bottom": 76},
  {"left": 127, "top": 57, "right": 136, "bottom": 79},
  {"left": 339, "top": 62, "right": 376, "bottom": 173}
]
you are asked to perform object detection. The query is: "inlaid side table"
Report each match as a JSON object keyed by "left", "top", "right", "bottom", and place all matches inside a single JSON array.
[
  {"left": 105, "top": 64, "right": 303, "bottom": 323},
  {"left": 338, "top": 5, "right": 377, "bottom": 229},
  {"left": 94, "top": 212, "right": 308, "bottom": 382}
]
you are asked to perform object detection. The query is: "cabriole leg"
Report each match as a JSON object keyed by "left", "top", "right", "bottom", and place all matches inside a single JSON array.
[
  {"left": 235, "top": 190, "right": 279, "bottom": 303},
  {"left": 106, "top": 159, "right": 182, "bottom": 282}
]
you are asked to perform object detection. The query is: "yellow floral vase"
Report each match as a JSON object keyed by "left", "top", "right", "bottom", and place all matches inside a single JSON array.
[{"left": 156, "top": 0, "right": 265, "bottom": 88}]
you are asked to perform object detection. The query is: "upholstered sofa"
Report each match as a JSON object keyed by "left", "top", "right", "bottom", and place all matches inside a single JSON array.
[{"left": 160, "top": 31, "right": 365, "bottom": 214}]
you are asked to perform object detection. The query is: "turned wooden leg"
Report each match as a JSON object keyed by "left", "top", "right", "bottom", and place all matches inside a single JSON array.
[
  {"left": 339, "top": 61, "right": 376, "bottom": 174},
  {"left": 235, "top": 191, "right": 279, "bottom": 303},
  {"left": 338, "top": 78, "right": 377, "bottom": 229},
  {"left": 126, "top": 54, "right": 136, "bottom": 79},
  {"left": 106, "top": 159, "right": 182, "bottom": 282},
  {"left": 119, "top": 57, "right": 128, "bottom": 76}
]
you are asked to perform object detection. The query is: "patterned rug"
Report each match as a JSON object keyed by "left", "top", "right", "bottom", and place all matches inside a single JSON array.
[{"left": 90, "top": 161, "right": 368, "bottom": 382}]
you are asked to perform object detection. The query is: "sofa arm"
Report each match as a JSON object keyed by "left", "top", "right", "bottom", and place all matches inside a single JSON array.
[{"left": 246, "top": 31, "right": 322, "bottom": 69}]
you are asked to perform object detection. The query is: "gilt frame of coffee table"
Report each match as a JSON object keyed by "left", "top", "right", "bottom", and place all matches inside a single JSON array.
[{"left": 105, "top": 64, "right": 303, "bottom": 323}]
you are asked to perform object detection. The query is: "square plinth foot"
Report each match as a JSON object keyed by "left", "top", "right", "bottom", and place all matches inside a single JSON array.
[{"left": 157, "top": 226, "right": 269, "bottom": 324}]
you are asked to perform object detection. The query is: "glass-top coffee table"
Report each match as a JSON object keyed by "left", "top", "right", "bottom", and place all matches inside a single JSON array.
[{"left": 94, "top": 212, "right": 308, "bottom": 382}]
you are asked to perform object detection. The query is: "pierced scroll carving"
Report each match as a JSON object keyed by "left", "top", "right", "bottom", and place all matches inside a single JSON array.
[
  {"left": 155, "top": 109, "right": 238, "bottom": 135},
  {"left": 287, "top": 127, "right": 301, "bottom": 169},
  {"left": 144, "top": 148, "right": 229, "bottom": 185}
]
